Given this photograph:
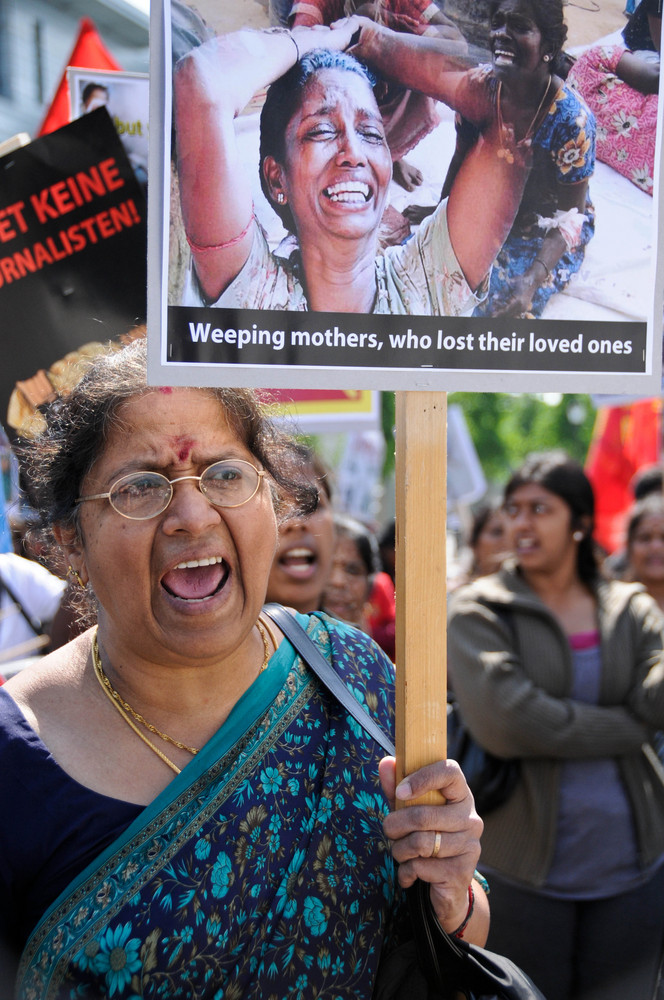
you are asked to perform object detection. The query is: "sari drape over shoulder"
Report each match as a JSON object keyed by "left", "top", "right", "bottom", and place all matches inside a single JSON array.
[{"left": 16, "top": 613, "right": 401, "bottom": 1000}]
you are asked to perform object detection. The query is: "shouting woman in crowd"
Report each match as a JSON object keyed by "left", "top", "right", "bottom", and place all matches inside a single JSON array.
[{"left": 0, "top": 339, "right": 486, "bottom": 998}]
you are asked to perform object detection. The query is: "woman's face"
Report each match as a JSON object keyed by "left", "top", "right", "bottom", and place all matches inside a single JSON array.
[
  {"left": 490, "top": 0, "right": 548, "bottom": 77},
  {"left": 266, "top": 480, "right": 335, "bottom": 613},
  {"left": 71, "top": 389, "right": 278, "bottom": 666},
  {"left": 628, "top": 512, "right": 664, "bottom": 587},
  {"left": 275, "top": 68, "right": 392, "bottom": 245},
  {"left": 473, "top": 509, "right": 510, "bottom": 577},
  {"left": 503, "top": 482, "right": 579, "bottom": 577},
  {"left": 323, "top": 535, "right": 371, "bottom": 625}
]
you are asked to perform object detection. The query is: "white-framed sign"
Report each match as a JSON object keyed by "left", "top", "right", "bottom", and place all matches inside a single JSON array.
[{"left": 147, "top": 0, "right": 664, "bottom": 393}]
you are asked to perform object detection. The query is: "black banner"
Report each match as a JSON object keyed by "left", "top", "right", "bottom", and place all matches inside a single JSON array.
[
  {"left": 167, "top": 307, "right": 646, "bottom": 375},
  {"left": 0, "top": 107, "right": 147, "bottom": 424}
]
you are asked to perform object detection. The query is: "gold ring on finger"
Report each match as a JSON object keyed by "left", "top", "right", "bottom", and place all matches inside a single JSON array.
[{"left": 430, "top": 831, "right": 442, "bottom": 858}]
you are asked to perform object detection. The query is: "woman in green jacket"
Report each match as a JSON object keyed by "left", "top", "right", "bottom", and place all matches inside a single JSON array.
[{"left": 448, "top": 451, "right": 664, "bottom": 1000}]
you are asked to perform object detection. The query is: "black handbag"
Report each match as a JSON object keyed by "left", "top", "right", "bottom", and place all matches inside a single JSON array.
[
  {"left": 374, "top": 878, "right": 545, "bottom": 1000},
  {"left": 447, "top": 699, "right": 520, "bottom": 815},
  {"left": 262, "top": 605, "right": 547, "bottom": 1000}
]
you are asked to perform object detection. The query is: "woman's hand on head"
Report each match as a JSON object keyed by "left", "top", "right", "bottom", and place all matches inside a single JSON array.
[
  {"left": 379, "top": 757, "right": 486, "bottom": 939},
  {"left": 292, "top": 17, "right": 370, "bottom": 59},
  {"left": 329, "top": 14, "right": 386, "bottom": 54}
]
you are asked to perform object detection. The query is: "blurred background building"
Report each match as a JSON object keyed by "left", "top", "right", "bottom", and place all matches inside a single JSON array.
[{"left": 0, "top": 0, "right": 149, "bottom": 142}]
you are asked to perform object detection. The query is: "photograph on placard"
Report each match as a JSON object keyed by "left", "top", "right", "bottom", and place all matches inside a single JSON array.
[
  {"left": 150, "top": 0, "right": 663, "bottom": 392},
  {"left": 67, "top": 68, "right": 149, "bottom": 192}
]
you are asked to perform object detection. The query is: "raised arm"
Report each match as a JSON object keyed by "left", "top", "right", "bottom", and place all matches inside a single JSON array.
[
  {"left": 174, "top": 24, "right": 358, "bottom": 302},
  {"left": 346, "top": 17, "right": 488, "bottom": 121},
  {"left": 347, "top": 18, "right": 530, "bottom": 290},
  {"left": 444, "top": 113, "right": 531, "bottom": 292}
]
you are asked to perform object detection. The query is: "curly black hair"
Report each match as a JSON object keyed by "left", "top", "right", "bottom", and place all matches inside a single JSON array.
[{"left": 17, "top": 337, "right": 319, "bottom": 538}]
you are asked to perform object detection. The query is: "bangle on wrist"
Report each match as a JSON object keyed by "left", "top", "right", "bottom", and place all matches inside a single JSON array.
[
  {"left": 289, "top": 30, "right": 300, "bottom": 62},
  {"left": 451, "top": 884, "right": 474, "bottom": 939},
  {"left": 266, "top": 27, "right": 300, "bottom": 62},
  {"left": 533, "top": 256, "right": 550, "bottom": 278}
]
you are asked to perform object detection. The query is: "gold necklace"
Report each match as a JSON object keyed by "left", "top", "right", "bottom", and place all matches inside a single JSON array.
[
  {"left": 92, "top": 621, "right": 271, "bottom": 775},
  {"left": 497, "top": 75, "right": 555, "bottom": 163},
  {"left": 258, "top": 613, "right": 279, "bottom": 655}
]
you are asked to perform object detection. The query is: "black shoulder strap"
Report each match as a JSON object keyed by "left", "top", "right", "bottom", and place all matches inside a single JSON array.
[{"left": 262, "top": 603, "right": 396, "bottom": 757}]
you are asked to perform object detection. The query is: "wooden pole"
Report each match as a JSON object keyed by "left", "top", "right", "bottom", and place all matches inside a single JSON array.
[{"left": 394, "top": 390, "right": 448, "bottom": 806}]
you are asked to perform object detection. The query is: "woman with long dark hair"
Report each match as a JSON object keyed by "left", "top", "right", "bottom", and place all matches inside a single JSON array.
[{"left": 448, "top": 451, "right": 664, "bottom": 1000}]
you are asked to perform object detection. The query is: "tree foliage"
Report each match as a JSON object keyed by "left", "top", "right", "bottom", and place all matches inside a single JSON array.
[
  {"left": 449, "top": 392, "right": 596, "bottom": 487},
  {"left": 381, "top": 391, "right": 596, "bottom": 488}
]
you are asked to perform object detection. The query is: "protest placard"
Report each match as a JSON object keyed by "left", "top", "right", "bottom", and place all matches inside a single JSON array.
[
  {"left": 0, "top": 108, "right": 147, "bottom": 430},
  {"left": 147, "top": 0, "right": 664, "bottom": 783},
  {"left": 148, "top": 0, "right": 663, "bottom": 394},
  {"left": 265, "top": 387, "right": 378, "bottom": 432}
]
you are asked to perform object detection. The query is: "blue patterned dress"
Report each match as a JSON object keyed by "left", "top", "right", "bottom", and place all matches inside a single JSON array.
[
  {"left": 473, "top": 80, "right": 596, "bottom": 318},
  {"left": 12, "top": 612, "right": 406, "bottom": 1000}
]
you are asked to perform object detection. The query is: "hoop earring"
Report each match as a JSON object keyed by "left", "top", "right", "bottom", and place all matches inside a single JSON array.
[{"left": 67, "top": 565, "right": 86, "bottom": 590}]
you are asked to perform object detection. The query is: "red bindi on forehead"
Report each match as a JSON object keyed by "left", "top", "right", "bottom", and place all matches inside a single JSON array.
[
  {"left": 157, "top": 386, "right": 174, "bottom": 394},
  {"left": 169, "top": 436, "right": 196, "bottom": 462}
]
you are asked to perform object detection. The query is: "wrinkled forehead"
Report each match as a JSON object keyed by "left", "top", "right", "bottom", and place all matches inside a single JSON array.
[
  {"left": 293, "top": 66, "right": 380, "bottom": 120},
  {"left": 108, "top": 388, "right": 247, "bottom": 451}
]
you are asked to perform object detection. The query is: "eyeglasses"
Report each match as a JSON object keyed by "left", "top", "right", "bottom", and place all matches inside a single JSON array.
[{"left": 76, "top": 460, "right": 265, "bottom": 520}]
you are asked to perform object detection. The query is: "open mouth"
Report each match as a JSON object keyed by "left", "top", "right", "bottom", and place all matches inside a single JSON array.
[
  {"left": 493, "top": 46, "right": 516, "bottom": 64},
  {"left": 279, "top": 546, "right": 318, "bottom": 579},
  {"left": 323, "top": 181, "right": 371, "bottom": 204},
  {"left": 161, "top": 555, "right": 229, "bottom": 602}
]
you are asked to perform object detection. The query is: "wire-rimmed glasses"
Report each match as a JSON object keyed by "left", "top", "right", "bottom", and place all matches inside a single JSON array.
[{"left": 75, "top": 460, "right": 265, "bottom": 520}]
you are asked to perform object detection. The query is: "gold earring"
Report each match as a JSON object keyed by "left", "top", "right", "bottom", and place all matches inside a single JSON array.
[{"left": 67, "top": 565, "right": 86, "bottom": 590}]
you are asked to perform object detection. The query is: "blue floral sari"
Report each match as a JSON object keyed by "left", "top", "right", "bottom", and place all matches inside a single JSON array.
[
  {"left": 16, "top": 613, "right": 401, "bottom": 1000},
  {"left": 473, "top": 80, "right": 596, "bottom": 318}
]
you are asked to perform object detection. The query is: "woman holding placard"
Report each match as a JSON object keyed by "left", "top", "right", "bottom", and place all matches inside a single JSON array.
[{"left": 0, "top": 337, "right": 488, "bottom": 998}]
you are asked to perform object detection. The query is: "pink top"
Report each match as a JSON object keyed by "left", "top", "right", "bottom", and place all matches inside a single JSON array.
[{"left": 569, "top": 629, "right": 600, "bottom": 651}]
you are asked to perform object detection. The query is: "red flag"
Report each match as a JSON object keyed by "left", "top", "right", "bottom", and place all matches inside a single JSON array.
[
  {"left": 585, "top": 398, "right": 662, "bottom": 554},
  {"left": 37, "top": 18, "right": 121, "bottom": 137}
]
